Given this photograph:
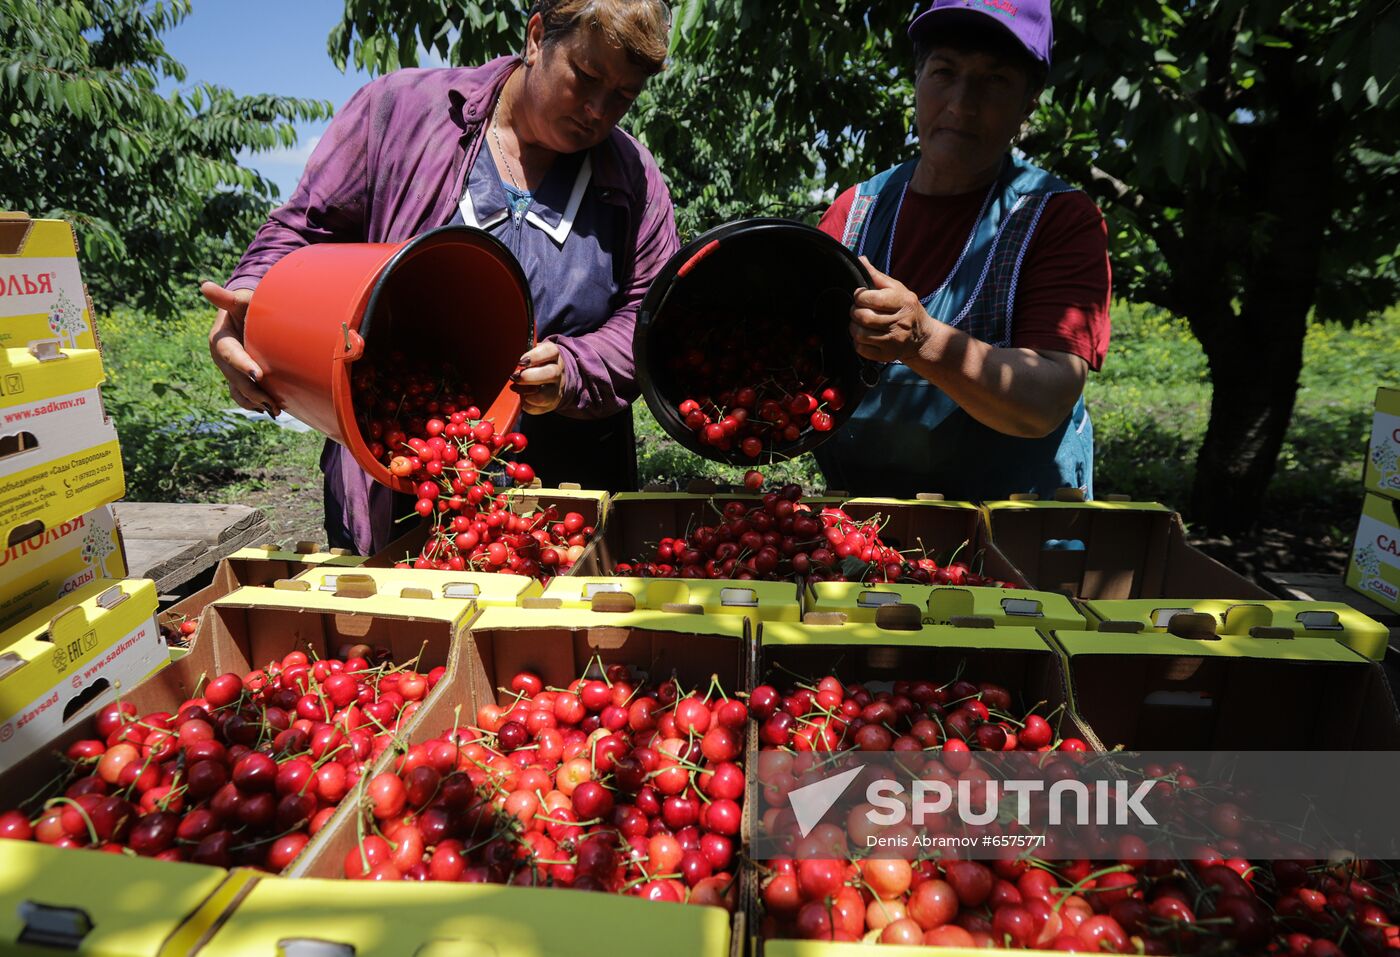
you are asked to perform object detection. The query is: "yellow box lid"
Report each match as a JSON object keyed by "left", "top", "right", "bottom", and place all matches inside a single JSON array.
[
  {"left": 761, "top": 619, "right": 1053, "bottom": 653},
  {"left": 471, "top": 603, "right": 749, "bottom": 639},
  {"left": 807, "top": 582, "right": 1085, "bottom": 630},
  {"left": 0, "top": 343, "right": 104, "bottom": 406},
  {"left": 193, "top": 877, "right": 733, "bottom": 957},
  {"left": 1052, "top": 626, "right": 1370, "bottom": 663},
  {"left": 294, "top": 566, "right": 543, "bottom": 606},
  {"left": 211, "top": 581, "right": 476, "bottom": 627},
  {"left": 1084, "top": 598, "right": 1389, "bottom": 658},
  {"left": 0, "top": 841, "right": 233, "bottom": 956},
  {"left": 543, "top": 576, "right": 801, "bottom": 622}
]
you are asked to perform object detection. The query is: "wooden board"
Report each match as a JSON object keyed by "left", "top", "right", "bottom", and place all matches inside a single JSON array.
[{"left": 113, "top": 503, "right": 273, "bottom": 594}]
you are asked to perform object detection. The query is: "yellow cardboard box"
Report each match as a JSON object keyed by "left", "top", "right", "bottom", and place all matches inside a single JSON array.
[
  {"left": 1348, "top": 492, "right": 1400, "bottom": 613},
  {"left": 0, "top": 506, "right": 126, "bottom": 636},
  {"left": 294, "top": 565, "right": 543, "bottom": 607},
  {"left": 0, "top": 842, "right": 252, "bottom": 957},
  {"left": 0, "top": 578, "right": 163, "bottom": 772},
  {"left": 190, "top": 877, "right": 735, "bottom": 957},
  {"left": 543, "top": 575, "right": 801, "bottom": 627},
  {"left": 1365, "top": 386, "right": 1400, "bottom": 501},
  {"left": 0, "top": 343, "right": 122, "bottom": 543},
  {"left": 1082, "top": 597, "right": 1390, "bottom": 660},
  {"left": 805, "top": 581, "right": 1086, "bottom": 629},
  {"left": 0, "top": 215, "right": 101, "bottom": 353},
  {"left": 1048, "top": 624, "right": 1400, "bottom": 750}
]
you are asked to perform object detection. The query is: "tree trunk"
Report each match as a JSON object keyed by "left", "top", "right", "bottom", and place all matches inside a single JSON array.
[
  {"left": 1189, "top": 322, "right": 1306, "bottom": 532},
  {"left": 1185, "top": 92, "right": 1340, "bottom": 533}
]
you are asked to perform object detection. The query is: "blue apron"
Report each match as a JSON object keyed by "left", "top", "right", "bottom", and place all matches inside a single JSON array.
[{"left": 814, "top": 155, "right": 1094, "bottom": 500}]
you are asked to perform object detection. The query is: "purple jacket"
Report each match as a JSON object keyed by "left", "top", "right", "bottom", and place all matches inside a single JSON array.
[{"left": 228, "top": 56, "right": 680, "bottom": 553}]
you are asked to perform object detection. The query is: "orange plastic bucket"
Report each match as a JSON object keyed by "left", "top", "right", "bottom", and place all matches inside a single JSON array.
[{"left": 242, "top": 226, "right": 534, "bottom": 495}]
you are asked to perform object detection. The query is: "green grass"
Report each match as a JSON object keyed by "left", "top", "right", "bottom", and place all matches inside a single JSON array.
[
  {"left": 1087, "top": 301, "right": 1400, "bottom": 527},
  {"left": 100, "top": 307, "right": 322, "bottom": 502},
  {"left": 101, "top": 302, "right": 1399, "bottom": 542}
]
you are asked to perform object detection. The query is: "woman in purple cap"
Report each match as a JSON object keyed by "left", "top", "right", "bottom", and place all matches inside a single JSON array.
[
  {"left": 200, "top": 0, "right": 678, "bottom": 555},
  {"left": 815, "top": 0, "right": 1111, "bottom": 501}
]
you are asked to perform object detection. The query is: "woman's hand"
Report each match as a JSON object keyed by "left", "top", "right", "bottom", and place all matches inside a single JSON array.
[
  {"left": 512, "top": 340, "right": 565, "bottom": 415},
  {"left": 849, "top": 256, "right": 934, "bottom": 364},
  {"left": 202, "top": 281, "right": 281, "bottom": 416}
]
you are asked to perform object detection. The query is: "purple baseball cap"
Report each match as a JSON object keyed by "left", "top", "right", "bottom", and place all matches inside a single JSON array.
[{"left": 909, "top": 0, "right": 1053, "bottom": 68}]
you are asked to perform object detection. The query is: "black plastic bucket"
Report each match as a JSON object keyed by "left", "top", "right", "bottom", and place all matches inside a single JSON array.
[{"left": 634, "top": 219, "right": 874, "bottom": 466}]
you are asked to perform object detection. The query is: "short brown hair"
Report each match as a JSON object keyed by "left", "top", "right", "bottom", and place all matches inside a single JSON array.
[{"left": 531, "top": 0, "right": 671, "bottom": 74}]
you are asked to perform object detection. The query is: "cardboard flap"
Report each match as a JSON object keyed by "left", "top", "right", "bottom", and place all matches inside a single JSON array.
[
  {"left": 0, "top": 212, "right": 32, "bottom": 255},
  {"left": 802, "top": 611, "right": 847, "bottom": 625},
  {"left": 590, "top": 591, "right": 638, "bottom": 613},
  {"left": 1054, "top": 487, "right": 1087, "bottom": 502},
  {"left": 294, "top": 541, "right": 323, "bottom": 554},
  {"left": 332, "top": 575, "right": 378, "bottom": 599},
  {"left": 273, "top": 580, "right": 311, "bottom": 592},
  {"left": 1165, "top": 612, "right": 1219, "bottom": 640},
  {"left": 875, "top": 603, "right": 922, "bottom": 631},
  {"left": 660, "top": 602, "right": 704, "bottom": 615},
  {"left": 915, "top": 492, "right": 945, "bottom": 501},
  {"left": 521, "top": 597, "right": 562, "bottom": 609}
]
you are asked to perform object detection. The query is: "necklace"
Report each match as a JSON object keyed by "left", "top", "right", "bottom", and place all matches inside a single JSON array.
[{"left": 491, "top": 95, "right": 524, "bottom": 192}]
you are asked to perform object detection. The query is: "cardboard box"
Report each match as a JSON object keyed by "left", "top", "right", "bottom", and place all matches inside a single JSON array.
[
  {"left": 1048, "top": 623, "right": 1400, "bottom": 750},
  {"left": 160, "top": 546, "right": 372, "bottom": 638},
  {"left": 0, "top": 582, "right": 474, "bottom": 877},
  {"left": 0, "top": 505, "right": 126, "bottom": 636},
  {"left": 368, "top": 486, "right": 609, "bottom": 574},
  {"left": 1365, "top": 386, "right": 1400, "bottom": 501},
  {"left": 579, "top": 492, "right": 1026, "bottom": 586},
  {"left": 1082, "top": 598, "right": 1390, "bottom": 661},
  {"left": 294, "top": 565, "right": 543, "bottom": 607},
  {"left": 0, "top": 842, "right": 252, "bottom": 957},
  {"left": 1348, "top": 493, "right": 1400, "bottom": 614},
  {"left": 805, "top": 581, "right": 1086, "bottom": 630},
  {"left": 0, "top": 215, "right": 101, "bottom": 352},
  {"left": 981, "top": 500, "right": 1269, "bottom": 600},
  {"left": 0, "top": 343, "right": 122, "bottom": 545},
  {"left": 757, "top": 616, "right": 1077, "bottom": 740},
  {"left": 189, "top": 877, "right": 737, "bottom": 957},
  {"left": 284, "top": 603, "right": 750, "bottom": 947},
  {"left": 0, "top": 578, "right": 163, "bottom": 773},
  {"left": 542, "top": 575, "right": 801, "bottom": 628}
]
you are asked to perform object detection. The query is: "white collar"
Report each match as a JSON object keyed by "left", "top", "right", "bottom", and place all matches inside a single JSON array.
[{"left": 457, "top": 153, "right": 593, "bottom": 246}]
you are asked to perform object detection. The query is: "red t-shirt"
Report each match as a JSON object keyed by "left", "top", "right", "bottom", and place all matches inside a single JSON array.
[{"left": 818, "top": 183, "right": 1111, "bottom": 370}]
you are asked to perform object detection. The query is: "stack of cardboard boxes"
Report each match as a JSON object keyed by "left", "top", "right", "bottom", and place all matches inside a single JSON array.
[
  {"left": 0, "top": 213, "right": 164, "bottom": 773},
  {"left": 1348, "top": 386, "right": 1400, "bottom": 614}
]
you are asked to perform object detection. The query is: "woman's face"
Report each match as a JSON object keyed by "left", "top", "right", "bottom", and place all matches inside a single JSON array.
[
  {"left": 522, "top": 17, "right": 652, "bottom": 154},
  {"left": 914, "top": 46, "right": 1039, "bottom": 187}
]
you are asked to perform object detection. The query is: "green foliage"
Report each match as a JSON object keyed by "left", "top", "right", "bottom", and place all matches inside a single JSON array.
[
  {"left": 100, "top": 308, "right": 319, "bottom": 499},
  {"left": 1087, "top": 301, "right": 1400, "bottom": 512},
  {"left": 0, "top": 0, "right": 332, "bottom": 318},
  {"left": 1038, "top": 0, "right": 1400, "bottom": 326}
]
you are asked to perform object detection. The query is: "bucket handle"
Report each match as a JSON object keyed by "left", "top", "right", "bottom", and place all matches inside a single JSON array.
[{"left": 340, "top": 323, "right": 365, "bottom": 360}]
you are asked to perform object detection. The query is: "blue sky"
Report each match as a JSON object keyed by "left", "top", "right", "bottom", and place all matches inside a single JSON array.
[{"left": 161, "top": 0, "right": 377, "bottom": 199}]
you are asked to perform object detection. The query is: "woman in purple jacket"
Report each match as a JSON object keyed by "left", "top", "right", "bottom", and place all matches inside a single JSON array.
[{"left": 201, "top": 0, "right": 679, "bottom": 555}]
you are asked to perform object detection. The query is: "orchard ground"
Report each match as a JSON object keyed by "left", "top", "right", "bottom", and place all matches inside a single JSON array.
[{"left": 104, "top": 302, "right": 1400, "bottom": 578}]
